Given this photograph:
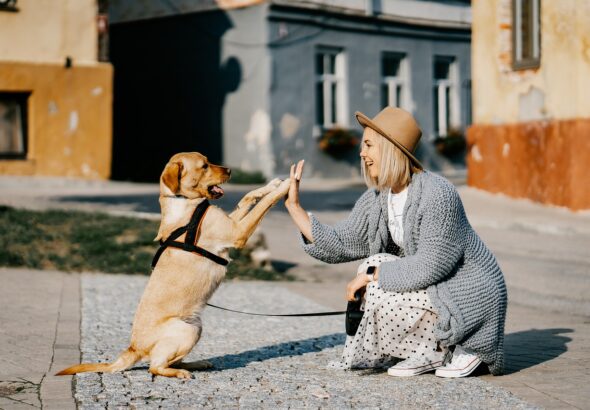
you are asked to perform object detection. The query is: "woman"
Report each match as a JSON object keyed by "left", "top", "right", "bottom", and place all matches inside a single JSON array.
[{"left": 285, "top": 107, "right": 507, "bottom": 377}]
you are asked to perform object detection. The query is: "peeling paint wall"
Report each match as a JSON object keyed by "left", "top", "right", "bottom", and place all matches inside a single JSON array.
[
  {"left": 0, "top": 62, "right": 113, "bottom": 178},
  {"left": 469, "top": 0, "right": 590, "bottom": 210},
  {"left": 472, "top": 0, "right": 590, "bottom": 124},
  {"left": 0, "top": 0, "right": 98, "bottom": 64},
  {"left": 0, "top": 0, "right": 113, "bottom": 179}
]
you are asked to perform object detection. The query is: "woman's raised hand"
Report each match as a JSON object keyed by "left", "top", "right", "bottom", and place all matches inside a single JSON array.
[
  {"left": 284, "top": 160, "right": 313, "bottom": 242},
  {"left": 285, "top": 159, "right": 305, "bottom": 210}
]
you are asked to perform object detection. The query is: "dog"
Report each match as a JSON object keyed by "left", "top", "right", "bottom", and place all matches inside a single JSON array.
[{"left": 57, "top": 152, "right": 291, "bottom": 378}]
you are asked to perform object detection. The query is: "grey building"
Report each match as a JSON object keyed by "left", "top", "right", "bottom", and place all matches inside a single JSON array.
[{"left": 108, "top": 0, "right": 471, "bottom": 181}]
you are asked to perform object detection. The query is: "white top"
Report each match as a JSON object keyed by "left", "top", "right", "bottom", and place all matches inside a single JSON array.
[{"left": 387, "top": 187, "right": 408, "bottom": 247}]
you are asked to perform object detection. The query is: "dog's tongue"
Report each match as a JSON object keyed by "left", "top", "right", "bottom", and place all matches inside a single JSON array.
[{"left": 211, "top": 185, "right": 224, "bottom": 196}]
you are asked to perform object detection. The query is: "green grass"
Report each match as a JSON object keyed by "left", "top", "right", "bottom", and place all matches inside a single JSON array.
[
  {"left": 0, "top": 206, "right": 291, "bottom": 280},
  {"left": 228, "top": 168, "right": 266, "bottom": 184}
]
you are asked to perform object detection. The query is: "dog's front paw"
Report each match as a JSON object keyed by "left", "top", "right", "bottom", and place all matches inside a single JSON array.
[
  {"left": 267, "top": 178, "right": 282, "bottom": 188},
  {"left": 276, "top": 178, "right": 292, "bottom": 195}
]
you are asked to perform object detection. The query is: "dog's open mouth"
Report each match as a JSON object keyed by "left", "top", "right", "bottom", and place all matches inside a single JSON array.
[{"left": 208, "top": 185, "right": 224, "bottom": 199}]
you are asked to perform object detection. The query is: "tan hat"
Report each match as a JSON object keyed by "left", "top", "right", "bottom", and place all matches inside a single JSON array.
[{"left": 355, "top": 106, "right": 423, "bottom": 169}]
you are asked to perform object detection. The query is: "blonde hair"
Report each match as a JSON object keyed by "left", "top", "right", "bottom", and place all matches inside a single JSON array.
[{"left": 361, "top": 127, "right": 421, "bottom": 192}]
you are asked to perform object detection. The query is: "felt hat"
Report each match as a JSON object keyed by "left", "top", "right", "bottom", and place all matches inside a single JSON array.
[{"left": 355, "top": 106, "right": 423, "bottom": 169}]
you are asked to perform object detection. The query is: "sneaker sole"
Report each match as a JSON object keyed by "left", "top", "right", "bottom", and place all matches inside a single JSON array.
[
  {"left": 435, "top": 358, "right": 482, "bottom": 378},
  {"left": 387, "top": 361, "right": 443, "bottom": 377}
]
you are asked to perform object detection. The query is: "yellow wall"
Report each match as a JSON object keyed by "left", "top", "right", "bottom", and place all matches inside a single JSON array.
[
  {"left": 472, "top": 0, "right": 590, "bottom": 124},
  {"left": 0, "top": 0, "right": 98, "bottom": 64},
  {"left": 0, "top": 62, "right": 113, "bottom": 179}
]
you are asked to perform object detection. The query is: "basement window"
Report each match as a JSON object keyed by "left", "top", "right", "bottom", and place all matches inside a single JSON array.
[
  {"left": 0, "top": 0, "right": 18, "bottom": 12},
  {"left": 513, "top": 0, "right": 541, "bottom": 70},
  {"left": 0, "top": 92, "right": 29, "bottom": 159}
]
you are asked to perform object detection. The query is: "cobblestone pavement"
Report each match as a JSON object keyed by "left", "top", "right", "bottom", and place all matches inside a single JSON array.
[{"left": 75, "top": 274, "right": 534, "bottom": 409}]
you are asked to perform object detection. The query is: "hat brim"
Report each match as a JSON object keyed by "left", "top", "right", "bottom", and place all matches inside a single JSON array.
[{"left": 355, "top": 111, "right": 423, "bottom": 170}]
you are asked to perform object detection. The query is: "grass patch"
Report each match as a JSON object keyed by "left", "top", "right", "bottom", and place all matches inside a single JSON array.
[
  {"left": 229, "top": 168, "right": 266, "bottom": 184},
  {"left": 0, "top": 206, "right": 290, "bottom": 280}
]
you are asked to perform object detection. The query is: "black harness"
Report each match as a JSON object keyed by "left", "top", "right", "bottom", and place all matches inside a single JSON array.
[
  {"left": 151, "top": 199, "right": 229, "bottom": 268},
  {"left": 151, "top": 198, "right": 347, "bottom": 319}
]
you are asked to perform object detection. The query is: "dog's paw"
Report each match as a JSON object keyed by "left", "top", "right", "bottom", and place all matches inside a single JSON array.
[
  {"left": 267, "top": 178, "right": 282, "bottom": 188},
  {"left": 175, "top": 369, "right": 193, "bottom": 379},
  {"left": 277, "top": 178, "right": 292, "bottom": 194}
]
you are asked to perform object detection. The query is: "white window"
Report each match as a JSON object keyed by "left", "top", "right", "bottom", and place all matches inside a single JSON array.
[
  {"left": 513, "top": 0, "right": 541, "bottom": 70},
  {"left": 315, "top": 47, "right": 348, "bottom": 128},
  {"left": 433, "top": 56, "right": 460, "bottom": 138},
  {"left": 381, "top": 52, "right": 410, "bottom": 110},
  {"left": 0, "top": 93, "right": 28, "bottom": 159}
]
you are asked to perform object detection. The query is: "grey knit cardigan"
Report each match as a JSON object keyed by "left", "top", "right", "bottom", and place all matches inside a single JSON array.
[{"left": 301, "top": 171, "right": 507, "bottom": 375}]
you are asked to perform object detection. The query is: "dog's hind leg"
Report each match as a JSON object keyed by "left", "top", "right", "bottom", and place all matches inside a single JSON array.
[{"left": 148, "top": 320, "right": 200, "bottom": 379}]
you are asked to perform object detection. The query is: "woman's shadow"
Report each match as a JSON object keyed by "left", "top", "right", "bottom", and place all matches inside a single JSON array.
[{"left": 502, "top": 328, "right": 573, "bottom": 374}]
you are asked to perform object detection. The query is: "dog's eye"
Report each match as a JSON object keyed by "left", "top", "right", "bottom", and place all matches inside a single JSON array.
[{"left": 203, "top": 164, "right": 208, "bottom": 169}]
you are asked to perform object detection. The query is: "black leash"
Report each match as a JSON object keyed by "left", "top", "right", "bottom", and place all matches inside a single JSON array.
[
  {"left": 152, "top": 200, "right": 229, "bottom": 268},
  {"left": 206, "top": 302, "right": 346, "bottom": 317}
]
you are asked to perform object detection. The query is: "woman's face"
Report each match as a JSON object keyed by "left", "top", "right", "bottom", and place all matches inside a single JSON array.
[{"left": 360, "top": 129, "right": 382, "bottom": 179}]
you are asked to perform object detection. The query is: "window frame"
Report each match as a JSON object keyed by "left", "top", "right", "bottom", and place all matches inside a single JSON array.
[
  {"left": 381, "top": 52, "right": 411, "bottom": 111},
  {"left": 0, "top": 92, "right": 30, "bottom": 160},
  {"left": 433, "top": 56, "right": 460, "bottom": 138},
  {"left": 315, "top": 46, "right": 348, "bottom": 130},
  {"left": 512, "top": 0, "right": 541, "bottom": 70}
]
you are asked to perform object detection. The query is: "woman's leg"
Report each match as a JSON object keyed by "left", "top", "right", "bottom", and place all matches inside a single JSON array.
[{"left": 330, "top": 254, "right": 441, "bottom": 370}]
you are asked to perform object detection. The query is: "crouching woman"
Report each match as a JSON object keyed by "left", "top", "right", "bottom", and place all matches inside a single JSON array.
[{"left": 285, "top": 107, "right": 507, "bottom": 377}]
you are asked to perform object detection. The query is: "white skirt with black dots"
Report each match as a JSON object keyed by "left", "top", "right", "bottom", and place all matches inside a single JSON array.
[{"left": 329, "top": 253, "right": 440, "bottom": 369}]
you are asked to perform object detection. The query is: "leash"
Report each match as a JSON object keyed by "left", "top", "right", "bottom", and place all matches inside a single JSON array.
[
  {"left": 152, "top": 200, "right": 229, "bottom": 268},
  {"left": 206, "top": 302, "right": 346, "bottom": 317}
]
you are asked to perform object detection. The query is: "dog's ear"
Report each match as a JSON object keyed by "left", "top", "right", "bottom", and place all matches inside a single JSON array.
[{"left": 161, "top": 161, "right": 183, "bottom": 194}]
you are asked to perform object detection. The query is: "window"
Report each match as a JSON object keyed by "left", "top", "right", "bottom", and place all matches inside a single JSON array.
[
  {"left": 315, "top": 47, "right": 348, "bottom": 128},
  {"left": 0, "top": 92, "right": 29, "bottom": 159},
  {"left": 513, "top": 0, "right": 541, "bottom": 70},
  {"left": 381, "top": 52, "right": 410, "bottom": 110},
  {"left": 433, "top": 56, "right": 459, "bottom": 138},
  {"left": 0, "top": 0, "right": 18, "bottom": 12}
]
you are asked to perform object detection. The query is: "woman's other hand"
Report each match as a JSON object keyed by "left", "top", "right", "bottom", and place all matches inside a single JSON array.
[{"left": 346, "top": 274, "right": 370, "bottom": 301}]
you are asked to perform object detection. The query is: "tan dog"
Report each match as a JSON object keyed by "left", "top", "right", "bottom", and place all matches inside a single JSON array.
[{"left": 57, "top": 152, "right": 291, "bottom": 378}]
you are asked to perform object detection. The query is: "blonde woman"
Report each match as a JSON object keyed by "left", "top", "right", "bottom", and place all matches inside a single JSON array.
[{"left": 285, "top": 107, "right": 507, "bottom": 377}]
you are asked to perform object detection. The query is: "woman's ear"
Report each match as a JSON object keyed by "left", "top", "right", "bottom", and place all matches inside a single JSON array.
[{"left": 161, "top": 161, "right": 183, "bottom": 194}]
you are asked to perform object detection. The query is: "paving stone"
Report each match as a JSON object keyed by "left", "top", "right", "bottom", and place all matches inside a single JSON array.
[{"left": 74, "top": 274, "right": 535, "bottom": 409}]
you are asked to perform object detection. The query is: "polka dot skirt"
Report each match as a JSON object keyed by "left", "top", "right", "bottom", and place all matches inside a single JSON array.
[{"left": 329, "top": 253, "right": 440, "bottom": 370}]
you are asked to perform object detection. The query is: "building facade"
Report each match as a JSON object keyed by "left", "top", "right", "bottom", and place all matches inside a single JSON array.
[
  {"left": 0, "top": 0, "right": 113, "bottom": 179},
  {"left": 468, "top": 0, "right": 590, "bottom": 210},
  {"left": 108, "top": 0, "right": 471, "bottom": 181}
]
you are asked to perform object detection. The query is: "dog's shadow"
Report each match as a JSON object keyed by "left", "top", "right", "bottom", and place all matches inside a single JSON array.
[
  {"left": 201, "top": 333, "right": 345, "bottom": 371},
  {"left": 502, "top": 328, "right": 573, "bottom": 374}
]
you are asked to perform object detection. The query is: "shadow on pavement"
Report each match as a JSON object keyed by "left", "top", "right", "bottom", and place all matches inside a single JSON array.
[
  {"left": 203, "top": 333, "right": 345, "bottom": 371},
  {"left": 56, "top": 188, "right": 366, "bottom": 214},
  {"left": 503, "top": 328, "right": 573, "bottom": 374}
]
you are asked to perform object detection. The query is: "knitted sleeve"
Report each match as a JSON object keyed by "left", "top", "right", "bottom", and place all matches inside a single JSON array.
[
  {"left": 378, "top": 184, "right": 466, "bottom": 292},
  {"left": 299, "top": 189, "right": 374, "bottom": 264}
]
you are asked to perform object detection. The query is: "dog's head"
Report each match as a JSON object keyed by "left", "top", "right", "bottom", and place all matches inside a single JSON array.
[{"left": 160, "top": 152, "right": 231, "bottom": 200}]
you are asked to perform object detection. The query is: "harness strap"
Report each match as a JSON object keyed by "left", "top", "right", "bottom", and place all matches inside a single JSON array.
[{"left": 151, "top": 200, "right": 229, "bottom": 268}]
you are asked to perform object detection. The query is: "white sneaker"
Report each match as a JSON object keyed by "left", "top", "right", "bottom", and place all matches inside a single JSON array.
[
  {"left": 435, "top": 345, "right": 482, "bottom": 378},
  {"left": 387, "top": 354, "right": 444, "bottom": 377}
]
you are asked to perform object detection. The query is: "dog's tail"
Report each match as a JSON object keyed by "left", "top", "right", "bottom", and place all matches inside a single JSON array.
[{"left": 55, "top": 347, "right": 141, "bottom": 376}]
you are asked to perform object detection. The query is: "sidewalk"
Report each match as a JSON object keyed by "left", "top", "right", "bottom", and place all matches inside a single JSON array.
[
  {"left": 1, "top": 175, "right": 589, "bottom": 408},
  {"left": 0, "top": 268, "right": 79, "bottom": 410}
]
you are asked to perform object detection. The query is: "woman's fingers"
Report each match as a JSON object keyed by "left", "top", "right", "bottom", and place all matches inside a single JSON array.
[{"left": 295, "top": 160, "right": 305, "bottom": 181}]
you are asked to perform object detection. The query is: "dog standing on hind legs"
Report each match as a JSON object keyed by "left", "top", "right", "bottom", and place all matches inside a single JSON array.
[{"left": 56, "top": 152, "right": 291, "bottom": 379}]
